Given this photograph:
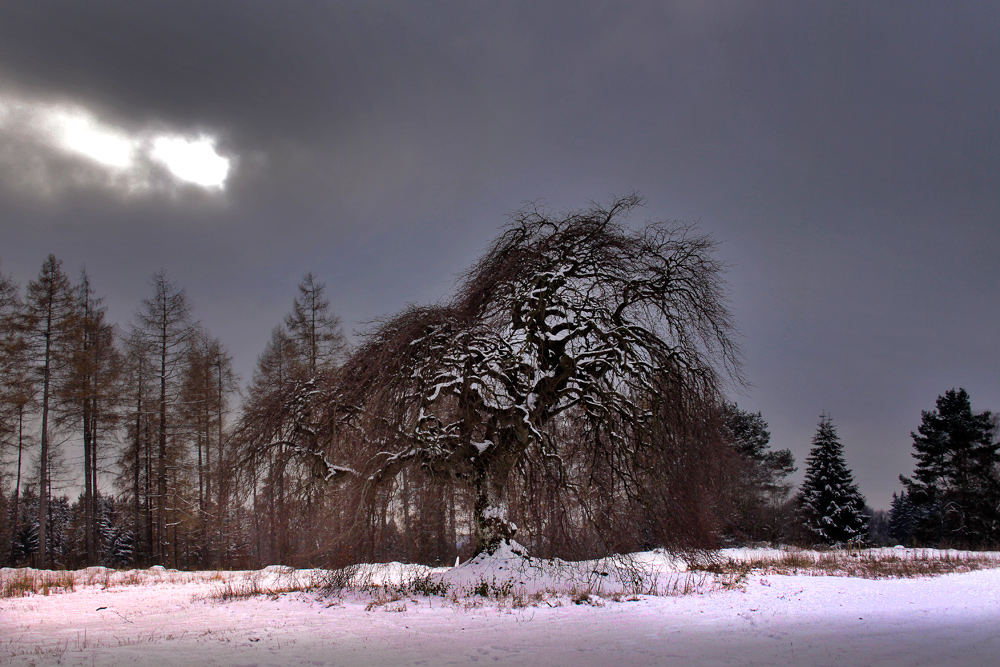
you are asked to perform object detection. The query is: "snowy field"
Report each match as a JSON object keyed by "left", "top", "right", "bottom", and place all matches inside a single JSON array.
[{"left": 3, "top": 546, "right": 1000, "bottom": 667}]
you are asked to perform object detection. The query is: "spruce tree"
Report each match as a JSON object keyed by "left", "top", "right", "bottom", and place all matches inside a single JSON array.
[
  {"left": 899, "top": 388, "right": 998, "bottom": 547},
  {"left": 799, "top": 414, "right": 869, "bottom": 546},
  {"left": 888, "top": 490, "right": 915, "bottom": 545}
]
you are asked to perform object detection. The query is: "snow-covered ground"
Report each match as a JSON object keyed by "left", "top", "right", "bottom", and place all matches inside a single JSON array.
[{"left": 3, "top": 547, "right": 1000, "bottom": 667}]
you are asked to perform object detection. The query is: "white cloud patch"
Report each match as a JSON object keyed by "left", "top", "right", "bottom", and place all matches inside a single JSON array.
[
  {"left": 151, "top": 135, "right": 230, "bottom": 188},
  {"left": 0, "top": 91, "right": 233, "bottom": 197},
  {"left": 44, "top": 107, "right": 139, "bottom": 170}
]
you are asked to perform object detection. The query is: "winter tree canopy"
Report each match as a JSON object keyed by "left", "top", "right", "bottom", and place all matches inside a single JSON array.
[{"left": 281, "top": 194, "right": 742, "bottom": 554}]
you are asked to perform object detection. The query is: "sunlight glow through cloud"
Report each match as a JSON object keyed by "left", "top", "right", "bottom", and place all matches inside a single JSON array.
[
  {"left": 0, "top": 92, "right": 233, "bottom": 195},
  {"left": 45, "top": 107, "right": 139, "bottom": 169},
  {"left": 151, "top": 135, "right": 230, "bottom": 188}
]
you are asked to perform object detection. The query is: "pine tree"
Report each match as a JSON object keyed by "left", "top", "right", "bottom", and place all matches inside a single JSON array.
[
  {"left": 96, "top": 494, "right": 135, "bottom": 567},
  {"left": 721, "top": 404, "right": 796, "bottom": 542},
  {"left": 867, "top": 507, "right": 891, "bottom": 546},
  {"left": 723, "top": 404, "right": 796, "bottom": 483},
  {"left": 236, "top": 273, "right": 348, "bottom": 565},
  {"left": 236, "top": 326, "right": 302, "bottom": 565},
  {"left": 899, "top": 388, "right": 998, "bottom": 547},
  {"left": 799, "top": 414, "right": 869, "bottom": 546}
]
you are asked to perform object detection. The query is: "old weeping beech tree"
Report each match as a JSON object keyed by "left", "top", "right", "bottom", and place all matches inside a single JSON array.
[
  {"left": 343, "top": 195, "right": 737, "bottom": 553},
  {"left": 264, "top": 195, "right": 740, "bottom": 555}
]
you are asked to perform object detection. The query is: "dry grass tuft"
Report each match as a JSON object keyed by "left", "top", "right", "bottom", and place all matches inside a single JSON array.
[
  {"left": 0, "top": 566, "right": 244, "bottom": 599},
  {"left": 0, "top": 570, "right": 76, "bottom": 598},
  {"left": 201, "top": 570, "right": 324, "bottom": 602}
]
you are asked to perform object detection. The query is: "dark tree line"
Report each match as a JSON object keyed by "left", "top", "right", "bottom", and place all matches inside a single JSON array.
[
  {"left": 0, "top": 259, "right": 244, "bottom": 569},
  {"left": 0, "top": 199, "right": 805, "bottom": 570}
]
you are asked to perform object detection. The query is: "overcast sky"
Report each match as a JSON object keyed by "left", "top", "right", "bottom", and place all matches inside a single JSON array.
[{"left": 1, "top": 1, "right": 997, "bottom": 509}]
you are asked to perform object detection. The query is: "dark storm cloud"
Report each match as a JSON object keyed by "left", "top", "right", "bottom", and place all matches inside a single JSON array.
[
  {"left": 0, "top": 1, "right": 997, "bottom": 506},
  {"left": 0, "top": 1, "right": 515, "bottom": 210}
]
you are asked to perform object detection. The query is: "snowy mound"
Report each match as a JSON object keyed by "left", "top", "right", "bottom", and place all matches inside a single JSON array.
[{"left": 438, "top": 541, "right": 675, "bottom": 597}]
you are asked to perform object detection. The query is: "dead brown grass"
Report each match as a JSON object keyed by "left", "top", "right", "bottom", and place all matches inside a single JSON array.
[
  {"left": 0, "top": 567, "right": 241, "bottom": 598},
  {"left": 201, "top": 570, "right": 324, "bottom": 602},
  {"left": 0, "top": 569, "right": 76, "bottom": 598},
  {"left": 696, "top": 549, "right": 1000, "bottom": 580}
]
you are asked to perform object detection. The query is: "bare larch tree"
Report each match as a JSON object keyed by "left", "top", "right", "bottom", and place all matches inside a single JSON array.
[
  {"left": 23, "top": 255, "right": 77, "bottom": 567},
  {"left": 133, "top": 272, "right": 198, "bottom": 565}
]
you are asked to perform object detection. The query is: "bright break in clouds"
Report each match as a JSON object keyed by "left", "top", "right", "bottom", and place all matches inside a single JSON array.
[{"left": 0, "top": 90, "right": 231, "bottom": 196}]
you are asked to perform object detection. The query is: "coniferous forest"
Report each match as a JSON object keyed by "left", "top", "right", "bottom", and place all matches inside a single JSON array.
[{"left": 2, "top": 198, "right": 999, "bottom": 571}]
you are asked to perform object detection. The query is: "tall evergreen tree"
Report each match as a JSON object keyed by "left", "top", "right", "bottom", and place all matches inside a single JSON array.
[
  {"left": 236, "top": 272, "right": 349, "bottom": 565},
  {"left": 723, "top": 404, "right": 796, "bottom": 483},
  {"left": 899, "top": 388, "right": 998, "bottom": 547},
  {"left": 866, "top": 507, "right": 892, "bottom": 546},
  {"left": 284, "top": 273, "right": 346, "bottom": 378},
  {"left": 23, "top": 255, "right": 78, "bottom": 567},
  {"left": 799, "top": 414, "right": 869, "bottom": 545},
  {"left": 10, "top": 487, "right": 39, "bottom": 564}
]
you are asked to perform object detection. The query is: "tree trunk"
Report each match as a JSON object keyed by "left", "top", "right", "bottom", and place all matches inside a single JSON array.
[
  {"left": 144, "top": 418, "right": 153, "bottom": 562},
  {"left": 133, "top": 394, "right": 142, "bottom": 565},
  {"left": 157, "top": 312, "right": 167, "bottom": 565},
  {"left": 402, "top": 470, "right": 411, "bottom": 560},
  {"left": 91, "top": 401, "right": 99, "bottom": 563},
  {"left": 471, "top": 460, "right": 518, "bottom": 555},
  {"left": 448, "top": 484, "right": 457, "bottom": 561},
  {"left": 83, "top": 392, "right": 94, "bottom": 565},
  {"left": 216, "top": 357, "right": 225, "bottom": 565},
  {"left": 81, "top": 291, "right": 96, "bottom": 566},
  {"left": 11, "top": 407, "right": 24, "bottom": 559},
  {"left": 37, "top": 306, "right": 53, "bottom": 568},
  {"left": 203, "top": 384, "right": 210, "bottom": 563}
]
